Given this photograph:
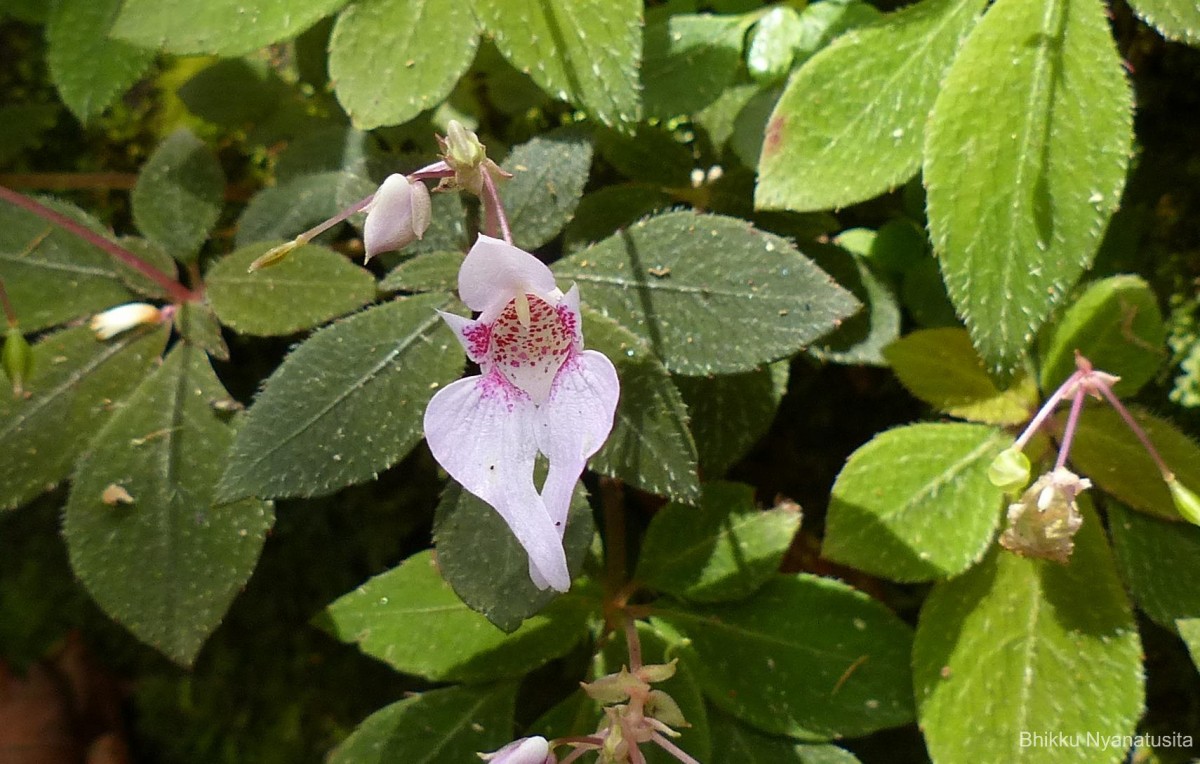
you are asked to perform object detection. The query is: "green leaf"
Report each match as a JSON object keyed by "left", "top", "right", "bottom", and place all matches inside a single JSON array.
[
  {"left": 730, "top": 86, "right": 781, "bottom": 171},
  {"left": 1069, "top": 406, "right": 1200, "bottom": 521},
  {"left": 1178, "top": 618, "right": 1200, "bottom": 673},
  {"left": 642, "top": 13, "right": 744, "bottom": 119},
  {"left": 806, "top": 244, "right": 901, "bottom": 366},
  {"left": 499, "top": 128, "right": 594, "bottom": 251},
  {"left": 710, "top": 711, "right": 861, "bottom": 763},
  {"left": 0, "top": 196, "right": 134, "bottom": 332},
  {"left": 756, "top": 0, "right": 986, "bottom": 212},
  {"left": 596, "top": 124, "right": 694, "bottom": 186},
  {"left": 1038, "top": 275, "right": 1166, "bottom": 397},
  {"left": 46, "top": 0, "right": 154, "bottom": 122},
  {"left": 914, "top": 503, "right": 1144, "bottom": 764},
  {"left": 563, "top": 184, "right": 672, "bottom": 254},
  {"left": 1126, "top": 0, "right": 1200, "bottom": 46},
  {"left": 636, "top": 481, "right": 801, "bottom": 602},
  {"left": 62, "top": 344, "right": 274, "bottom": 666},
  {"left": 174, "top": 301, "right": 229, "bottom": 362},
  {"left": 583, "top": 310, "right": 700, "bottom": 502},
  {"left": 655, "top": 574, "right": 915, "bottom": 740},
  {"left": 924, "top": 0, "right": 1133, "bottom": 375},
  {"left": 675, "top": 362, "right": 788, "bottom": 476},
  {"left": 110, "top": 0, "right": 352, "bottom": 56},
  {"left": 274, "top": 125, "right": 385, "bottom": 182},
  {"left": 379, "top": 250, "right": 463, "bottom": 294},
  {"left": 1109, "top": 502, "right": 1200, "bottom": 633},
  {"left": 824, "top": 422, "right": 1007, "bottom": 582},
  {"left": 329, "top": 0, "right": 479, "bottom": 129},
  {"left": 235, "top": 171, "right": 376, "bottom": 248},
  {"left": 132, "top": 129, "right": 225, "bottom": 262},
  {"left": 554, "top": 211, "right": 860, "bottom": 375},
  {"left": 747, "top": 7, "right": 805, "bottom": 83},
  {"left": 113, "top": 237, "right": 179, "bottom": 299},
  {"left": 216, "top": 295, "right": 463, "bottom": 501},
  {"left": 177, "top": 59, "right": 291, "bottom": 127},
  {"left": 0, "top": 325, "right": 168, "bottom": 511},
  {"left": 433, "top": 480, "right": 596, "bottom": 632},
  {"left": 205, "top": 242, "right": 376, "bottom": 336},
  {"left": 329, "top": 683, "right": 517, "bottom": 764},
  {"left": 0, "top": 103, "right": 60, "bottom": 165},
  {"left": 317, "top": 550, "right": 592, "bottom": 682},
  {"left": 472, "top": 0, "right": 642, "bottom": 130},
  {"left": 883, "top": 328, "right": 1038, "bottom": 425}
]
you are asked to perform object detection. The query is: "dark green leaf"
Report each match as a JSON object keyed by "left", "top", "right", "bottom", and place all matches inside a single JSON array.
[
  {"left": 636, "top": 481, "right": 801, "bottom": 601},
  {"left": 205, "top": 242, "right": 376, "bottom": 336},
  {"left": 675, "top": 362, "right": 788, "bottom": 476},
  {"left": 499, "top": 128, "right": 594, "bottom": 251},
  {"left": 0, "top": 325, "right": 168, "bottom": 510},
  {"left": 132, "top": 129, "right": 225, "bottom": 262},
  {"left": 433, "top": 480, "right": 596, "bottom": 632},
  {"left": 655, "top": 574, "right": 915, "bottom": 740},
  {"left": 113, "top": 237, "right": 179, "bottom": 299},
  {"left": 177, "top": 59, "right": 291, "bottom": 127},
  {"left": 62, "top": 344, "right": 274, "bottom": 665},
  {"left": 824, "top": 422, "right": 1007, "bottom": 582},
  {"left": 806, "top": 244, "right": 901, "bottom": 366},
  {"left": 554, "top": 211, "right": 859, "bottom": 375},
  {"left": 730, "top": 86, "right": 781, "bottom": 170},
  {"left": 563, "top": 185, "right": 672, "bottom": 254},
  {"left": 596, "top": 124, "right": 694, "bottom": 186},
  {"left": 235, "top": 171, "right": 376, "bottom": 248},
  {"left": 379, "top": 250, "right": 463, "bottom": 294},
  {"left": 710, "top": 711, "right": 861, "bottom": 763},
  {"left": 642, "top": 13, "right": 744, "bottom": 118},
  {"left": 329, "top": 683, "right": 517, "bottom": 764},
  {"left": 317, "top": 550, "right": 592, "bottom": 682},
  {"left": 1110, "top": 502, "right": 1200, "bottom": 633},
  {"left": 914, "top": 503, "right": 1143, "bottom": 763},
  {"left": 216, "top": 295, "right": 463, "bottom": 501},
  {"left": 173, "top": 301, "right": 229, "bottom": 361}
]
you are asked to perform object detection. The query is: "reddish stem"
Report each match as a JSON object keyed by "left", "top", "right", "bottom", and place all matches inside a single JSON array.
[
  {"left": 0, "top": 186, "right": 195, "bottom": 303},
  {"left": 479, "top": 167, "right": 513, "bottom": 244},
  {"left": 1055, "top": 385, "right": 1086, "bottom": 470},
  {"left": 1093, "top": 380, "right": 1172, "bottom": 477},
  {"left": 0, "top": 279, "right": 16, "bottom": 327},
  {"left": 624, "top": 615, "right": 643, "bottom": 672}
]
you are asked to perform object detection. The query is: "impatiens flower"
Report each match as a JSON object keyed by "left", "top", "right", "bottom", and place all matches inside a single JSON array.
[
  {"left": 423, "top": 236, "right": 619, "bottom": 592},
  {"left": 479, "top": 736, "right": 555, "bottom": 764},
  {"left": 89, "top": 303, "right": 162, "bottom": 340},
  {"left": 999, "top": 467, "right": 1090, "bottom": 563},
  {"left": 363, "top": 173, "right": 431, "bottom": 262}
]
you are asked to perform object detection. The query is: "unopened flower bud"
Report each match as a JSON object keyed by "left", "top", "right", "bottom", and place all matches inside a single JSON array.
[
  {"left": 988, "top": 447, "right": 1031, "bottom": 494},
  {"left": 478, "top": 736, "right": 554, "bottom": 764},
  {"left": 90, "top": 303, "right": 162, "bottom": 340},
  {"left": 1167, "top": 476, "right": 1200, "bottom": 526},
  {"left": 363, "top": 174, "right": 432, "bottom": 261},
  {"left": 3, "top": 326, "right": 31, "bottom": 398},
  {"left": 445, "top": 120, "right": 487, "bottom": 167},
  {"left": 248, "top": 239, "right": 303, "bottom": 272},
  {"left": 999, "top": 468, "right": 1090, "bottom": 563}
]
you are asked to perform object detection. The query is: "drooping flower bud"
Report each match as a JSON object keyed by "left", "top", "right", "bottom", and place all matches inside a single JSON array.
[
  {"left": 999, "top": 468, "right": 1090, "bottom": 563},
  {"left": 1167, "top": 475, "right": 1200, "bottom": 526},
  {"left": 89, "top": 303, "right": 162, "bottom": 340},
  {"left": 988, "top": 447, "right": 1031, "bottom": 494},
  {"left": 478, "top": 736, "right": 555, "bottom": 764},
  {"left": 3, "top": 326, "right": 31, "bottom": 398},
  {"left": 363, "top": 174, "right": 432, "bottom": 262}
]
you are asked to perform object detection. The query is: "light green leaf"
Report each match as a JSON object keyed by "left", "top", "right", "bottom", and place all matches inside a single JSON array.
[
  {"left": 554, "top": 211, "right": 860, "bottom": 375},
  {"left": 824, "top": 422, "right": 1007, "bottom": 582},
  {"left": 433, "top": 480, "right": 596, "bottom": 632},
  {"left": 471, "top": 0, "right": 642, "bottom": 130},
  {"left": 235, "top": 171, "right": 376, "bottom": 248},
  {"left": 46, "top": 0, "right": 154, "bottom": 123},
  {"left": 675, "top": 362, "right": 788, "bottom": 476},
  {"left": 132, "top": 129, "right": 225, "bottom": 262},
  {"left": 914, "top": 503, "right": 1143, "bottom": 764},
  {"left": 1127, "top": 0, "right": 1200, "bottom": 46},
  {"left": 583, "top": 310, "right": 700, "bottom": 502},
  {"left": 110, "top": 0, "right": 351, "bottom": 56},
  {"left": 1109, "top": 502, "right": 1200, "bottom": 633},
  {"left": 756, "top": 0, "right": 986, "bottom": 212},
  {"left": 1178, "top": 619, "right": 1200, "bottom": 673},
  {"left": 1069, "top": 406, "right": 1200, "bottom": 521},
  {"left": 636, "top": 481, "right": 801, "bottom": 602},
  {"left": 329, "top": 0, "right": 479, "bottom": 129},
  {"left": 0, "top": 325, "right": 168, "bottom": 511},
  {"left": 925, "top": 0, "right": 1133, "bottom": 375},
  {"left": 1038, "top": 275, "right": 1166, "bottom": 397},
  {"left": 329, "top": 683, "right": 516, "bottom": 764},
  {"left": 216, "top": 295, "right": 463, "bottom": 501},
  {"left": 642, "top": 13, "right": 744, "bottom": 119},
  {"left": 747, "top": 7, "right": 805, "bottom": 83},
  {"left": 0, "top": 196, "right": 134, "bottom": 332},
  {"left": 710, "top": 711, "right": 861, "bottom": 763},
  {"left": 884, "top": 328, "right": 1038, "bottom": 425},
  {"left": 499, "top": 128, "right": 593, "bottom": 251},
  {"left": 317, "top": 550, "right": 592, "bottom": 682},
  {"left": 205, "top": 242, "right": 376, "bottom": 336},
  {"left": 62, "top": 344, "right": 273, "bottom": 666},
  {"left": 655, "top": 574, "right": 915, "bottom": 740},
  {"left": 379, "top": 250, "right": 463, "bottom": 294}
]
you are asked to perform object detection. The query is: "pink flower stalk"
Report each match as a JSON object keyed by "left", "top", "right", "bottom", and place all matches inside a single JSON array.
[{"left": 423, "top": 236, "right": 620, "bottom": 592}]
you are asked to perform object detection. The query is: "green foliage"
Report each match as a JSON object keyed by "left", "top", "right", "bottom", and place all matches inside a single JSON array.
[
  {"left": 132, "top": 129, "right": 225, "bottom": 261},
  {"left": 710, "top": 712, "right": 861, "bottom": 763},
  {"left": 379, "top": 250, "right": 462, "bottom": 293},
  {"left": 914, "top": 505, "right": 1144, "bottom": 764},
  {"left": 641, "top": 12, "right": 746, "bottom": 119},
  {"left": 1109, "top": 503, "right": 1200, "bottom": 634},
  {"left": 499, "top": 127, "right": 594, "bottom": 251},
  {"left": 318, "top": 550, "right": 592, "bottom": 682},
  {"left": 674, "top": 362, "right": 788, "bottom": 475},
  {"left": 62, "top": 344, "right": 274, "bottom": 666},
  {"left": 1127, "top": 0, "right": 1200, "bottom": 46},
  {"left": 235, "top": 171, "right": 376, "bottom": 247},
  {"left": 925, "top": 0, "right": 1133, "bottom": 375}
]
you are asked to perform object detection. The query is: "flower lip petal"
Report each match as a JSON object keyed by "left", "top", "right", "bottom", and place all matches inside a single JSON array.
[{"left": 459, "top": 235, "right": 557, "bottom": 317}]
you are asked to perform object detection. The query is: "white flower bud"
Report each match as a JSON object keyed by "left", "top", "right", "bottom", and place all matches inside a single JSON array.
[
  {"left": 363, "top": 174, "right": 431, "bottom": 261},
  {"left": 90, "top": 303, "right": 162, "bottom": 340},
  {"left": 478, "top": 736, "right": 554, "bottom": 764}
]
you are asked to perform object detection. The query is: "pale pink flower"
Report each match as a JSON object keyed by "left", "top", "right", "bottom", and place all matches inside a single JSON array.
[
  {"left": 479, "top": 736, "right": 556, "bottom": 764},
  {"left": 423, "top": 236, "right": 619, "bottom": 592},
  {"left": 362, "top": 173, "right": 431, "bottom": 261}
]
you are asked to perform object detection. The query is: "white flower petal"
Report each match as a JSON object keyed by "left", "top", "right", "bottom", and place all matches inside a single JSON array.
[
  {"left": 479, "top": 736, "right": 551, "bottom": 764},
  {"left": 459, "top": 235, "right": 557, "bottom": 318},
  {"left": 89, "top": 303, "right": 161, "bottom": 340},
  {"left": 364, "top": 174, "right": 424, "bottom": 260},
  {"left": 424, "top": 374, "right": 571, "bottom": 591},
  {"left": 439, "top": 311, "right": 491, "bottom": 365}
]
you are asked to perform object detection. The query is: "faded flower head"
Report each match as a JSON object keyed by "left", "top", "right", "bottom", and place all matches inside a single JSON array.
[
  {"left": 363, "top": 173, "right": 431, "bottom": 262},
  {"left": 423, "top": 236, "right": 619, "bottom": 592},
  {"left": 89, "top": 303, "right": 162, "bottom": 340},
  {"left": 478, "top": 736, "right": 555, "bottom": 764},
  {"left": 999, "top": 467, "right": 1091, "bottom": 563}
]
